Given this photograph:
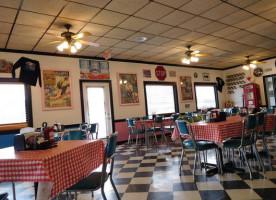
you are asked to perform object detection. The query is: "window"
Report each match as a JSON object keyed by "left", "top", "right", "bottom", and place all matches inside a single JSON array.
[
  {"left": 194, "top": 83, "right": 218, "bottom": 110},
  {"left": 144, "top": 82, "right": 179, "bottom": 115},
  {"left": 0, "top": 78, "right": 32, "bottom": 133}
]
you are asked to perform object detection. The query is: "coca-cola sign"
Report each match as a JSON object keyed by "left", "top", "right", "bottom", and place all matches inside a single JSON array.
[{"left": 155, "top": 66, "right": 167, "bottom": 81}]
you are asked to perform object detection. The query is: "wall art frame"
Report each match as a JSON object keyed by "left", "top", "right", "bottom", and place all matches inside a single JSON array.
[{"left": 179, "top": 76, "right": 194, "bottom": 102}]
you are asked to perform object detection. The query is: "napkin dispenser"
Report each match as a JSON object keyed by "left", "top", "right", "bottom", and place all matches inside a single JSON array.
[{"left": 14, "top": 132, "right": 41, "bottom": 151}]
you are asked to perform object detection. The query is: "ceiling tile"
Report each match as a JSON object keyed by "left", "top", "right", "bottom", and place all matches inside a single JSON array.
[
  {"left": 158, "top": 10, "right": 195, "bottom": 26},
  {"left": 223, "top": 30, "right": 251, "bottom": 41},
  {"left": 0, "top": 0, "right": 21, "bottom": 8},
  {"left": 91, "top": 10, "right": 128, "bottom": 26},
  {"left": 113, "top": 54, "right": 133, "bottom": 60},
  {"left": 78, "top": 50, "right": 101, "bottom": 57},
  {"left": 245, "top": 0, "right": 276, "bottom": 14},
  {"left": 162, "top": 48, "right": 183, "bottom": 55},
  {"left": 60, "top": 2, "right": 100, "bottom": 22},
  {"left": 211, "top": 27, "right": 240, "bottom": 37},
  {"left": 17, "top": 11, "right": 55, "bottom": 28},
  {"left": 178, "top": 32, "right": 205, "bottom": 42},
  {"left": 118, "top": 17, "right": 152, "bottom": 31},
  {"left": 119, "top": 49, "right": 143, "bottom": 56},
  {"left": 161, "top": 27, "right": 189, "bottom": 39},
  {"left": 106, "top": 47, "right": 127, "bottom": 55},
  {"left": 34, "top": 43, "right": 59, "bottom": 53},
  {"left": 7, "top": 43, "right": 34, "bottom": 50},
  {"left": 233, "top": 16, "right": 266, "bottom": 29},
  {"left": 146, "top": 36, "right": 171, "bottom": 45},
  {"left": 12, "top": 24, "right": 45, "bottom": 38},
  {"left": 131, "top": 44, "right": 157, "bottom": 51},
  {"left": 256, "top": 40, "right": 276, "bottom": 49},
  {"left": 259, "top": 7, "right": 276, "bottom": 19},
  {"left": 126, "top": 32, "right": 155, "bottom": 42},
  {"left": 113, "top": 40, "right": 138, "bottom": 49},
  {"left": 195, "top": 35, "right": 219, "bottom": 44},
  {"left": 105, "top": 0, "right": 148, "bottom": 15},
  {"left": 224, "top": 0, "right": 259, "bottom": 8},
  {"left": 81, "top": 23, "right": 112, "bottom": 37},
  {"left": 0, "top": 34, "right": 8, "bottom": 43},
  {"left": 201, "top": 3, "right": 239, "bottom": 20},
  {"left": 218, "top": 10, "right": 254, "bottom": 25},
  {"left": 136, "top": 51, "right": 159, "bottom": 58},
  {"left": 70, "top": 0, "right": 110, "bottom": 8},
  {"left": 150, "top": 46, "right": 170, "bottom": 53},
  {"left": 237, "top": 34, "right": 269, "bottom": 46},
  {"left": 179, "top": 0, "right": 221, "bottom": 15},
  {"left": 141, "top": 22, "right": 172, "bottom": 35},
  {"left": 95, "top": 37, "right": 120, "bottom": 46},
  {"left": 246, "top": 21, "right": 275, "bottom": 34},
  {"left": 22, "top": 0, "right": 66, "bottom": 15},
  {"left": 50, "top": 17, "right": 87, "bottom": 33},
  {"left": 178, "top": 16, "right": 212, "bottom": 31},
  {"left": 196, "top": 22, "right": 227, "bottom": 34},
  {"left": 8, "top": 34, "right": 39, "bottom": 46},
  {"left": 134, "top": 2, "right": 174, "bottom": 21},
  {"left": 81, "top": 45, "right": 108, "bottom": 53},
  {"left": 154, "top": 0, "right": 190, "bottom": 8},
  {"left": 162, "top": 39, "right": 186, "bottom": 48},
  {"left": 0, "top": 7, "right": 16, "bottom": 23},
  {"left": 0, "top": 22, "right": 13, "bottom": 34},
  {"left": 104, "top": 28, "right": 135, "bottom": 39}
]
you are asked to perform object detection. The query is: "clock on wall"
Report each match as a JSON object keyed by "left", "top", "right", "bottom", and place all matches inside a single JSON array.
[{"left": 253, "top": 68, "right": 263, "bottom": 77}]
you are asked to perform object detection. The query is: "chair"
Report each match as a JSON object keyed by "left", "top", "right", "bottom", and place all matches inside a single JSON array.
[
  {"left": 126, "top": 118, "right": 145, "bottom": 146},
  {"left": 176, "top": 120, "right": 219, "bottom": 179},
  {"left": 257, "top": 113, "right": 276, "bottom": 165},
  {"left": 88, "top": 123, "right": 99, "bottom": 140},
  {"left": 230, "top": 107, "right": 239, "bottom": 115},
  {"left": 223, "top": 114, "right": 264, "bottom": 179},
  {"left": 266, "top": 108, "right": 274, "bottom": 114},
  {"left": 149, "top": 115, "right": 166, "bottom": 143},
  {"left": 164, "top": 113, "right": 180, "bottom": 135},
  {"left": 65, "top": 132, "right": 120, "bottom": 200},
  {"left": 68, "top": 130, "right": 86, "bottom": 140},
  {"left": 0, "top": 193, "right": 8, "bottom": 200},
  {"left": 79, "top": 123, "right": 89, "bottom": 136}
]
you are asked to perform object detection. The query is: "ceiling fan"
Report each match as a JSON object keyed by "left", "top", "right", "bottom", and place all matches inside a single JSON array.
[
  {"left": 181, "top": 44, "right": 212, "bottom": 64},
  {"left": 242, "top": 56, "right": 266, "bottom": 70},
  {"left": 39, "top": 24, "right": 100, "bottom": 53}
]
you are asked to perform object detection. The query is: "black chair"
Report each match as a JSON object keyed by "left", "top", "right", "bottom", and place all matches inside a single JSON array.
[
  {"left": 65, "top": 131, "right": 120, "bottom": 200},
  {"left": 0, "top": 193, "right": 8, "bottom": 200},
  {"left": 88, "top": 123, "right": 99, "bottom": 140}
]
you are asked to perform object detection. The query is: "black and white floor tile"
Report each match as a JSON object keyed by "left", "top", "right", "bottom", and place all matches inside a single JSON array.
[{"left": 2, "top": 136, "right": 276, "bottom": 200}]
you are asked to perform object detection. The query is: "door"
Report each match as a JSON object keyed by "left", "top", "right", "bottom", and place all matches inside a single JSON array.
[{"left": 82, "top": 81, "right": 113, "bottom": 138}]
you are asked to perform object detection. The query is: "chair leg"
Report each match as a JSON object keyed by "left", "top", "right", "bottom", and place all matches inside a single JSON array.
[
  {"left": 179, "top": 150, "right": 185, "bottom": 176},
  {"left": 241, "top": 148, "right": 252, "bottom": 180},
  {"left": 92, "top": 191, "right": 94, "bottom": 197},
  {"left": 154, "top": 132, "right": 158, "bottom": 145},
  {"left": 193, "top": 151, "right": 198, "bottom": 180},
  {"left": 12, "top": 182, "right": 16, "bottom": 200},
  {"left": 74, "top": 191, "right": 77, "bottom": 200},
  {"left": 101, "top": 186, "right": 107, "bottom": 200},
  {"left": 136, "top": 135, "right": 138, "bottom": 146},
  {"left": 252, "top": 144, "right": 265, "bottom": 173},
  {"left": 110, "top": 177, "right": 121, "bottom": 200},
  {"left": 127, "top": 135, "right": 131, "bottom": 146},
  {"left": 263, "top": 137, "right": 272, "bottom": 165}
]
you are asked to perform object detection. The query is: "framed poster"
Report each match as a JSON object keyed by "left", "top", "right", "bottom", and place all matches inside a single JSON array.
[
  {"left": 41, "top": 69, "right": 73, "bottom": 110},
  {"left": 179, "top": 76, "right": 194, "bottom": 102},
  {"left": 117, "top": 73, "right": 139, "bottom": 105},
  {"left": 202, "top": 72, "right": 210, "bottom": 81},
  {"left": 143, "top": 69, "right": 151, "bottom": 78},
  {"left": 79, "top": 59, "right": 110, "bottom": 80}
]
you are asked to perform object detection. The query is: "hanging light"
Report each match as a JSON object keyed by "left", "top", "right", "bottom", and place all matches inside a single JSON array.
[
  {"left": 242, "top": 65, "right": 249, "bottom": 70},
  {"left": 70, "top": 46, "right": 77, "bottom": 53},
  {"left": 181, "top": 58, "right": 190, "bottom": 64},
  {"left": 182, "top": 56, "right": 199, "bottom": 64},
  {"left": 74, "top": 41, "right": 82, "bottom": 49},
  {"left": 249, "top": 63, "right": 256, "bottom": 69}
]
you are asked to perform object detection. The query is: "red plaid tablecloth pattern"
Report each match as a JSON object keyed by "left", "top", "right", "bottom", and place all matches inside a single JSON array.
[{"left": 0, "top": 140, "right": 105, "bottom": 198}]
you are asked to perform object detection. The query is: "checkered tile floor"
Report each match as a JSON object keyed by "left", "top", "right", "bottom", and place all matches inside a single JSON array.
[{"left": 2, "top": 136, "right": 276, "bottom": 200}]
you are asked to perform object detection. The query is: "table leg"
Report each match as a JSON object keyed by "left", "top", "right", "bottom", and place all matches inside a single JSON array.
[{"left": 37, "top": 182, "right": 53, "bottom": 200}]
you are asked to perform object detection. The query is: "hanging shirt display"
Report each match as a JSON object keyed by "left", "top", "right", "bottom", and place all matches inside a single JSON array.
[{"left": 12, "top": 57, "right": 41, "bottom": 87}]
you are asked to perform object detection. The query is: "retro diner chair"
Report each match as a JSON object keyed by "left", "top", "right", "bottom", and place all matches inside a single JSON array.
[{"left": 88, "top": 123, "right": 99, "bottom": 140}]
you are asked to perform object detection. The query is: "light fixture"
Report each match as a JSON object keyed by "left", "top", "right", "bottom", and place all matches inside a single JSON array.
[
  {"left": 70, "top": 46, "right": 77, "bottom": 53},
  {"left": 181, "top": 56, "right": 199, "bottom": 64},
  {"left": 242, "top": 65, "right": 249, "bottom": 70},
  {"left": 134, "top": 36, "right": 147, "bottom": 42},
  {"left": 74, "top": 41, "right": 82, "bottom": 49}
]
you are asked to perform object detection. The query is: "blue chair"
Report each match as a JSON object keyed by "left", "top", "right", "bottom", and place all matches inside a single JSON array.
[
  {"left": 223, "top": 114, "right": 264, "bottom": 179},
  {"left": 65, "top": 132, "right": 120, "bottom": 200},
  {"left": 126, "top": 118, "right": 145, "bottom": 146},
  {"left": 176, "top": 120, "right": 219, "bottom": 179},
  {"left": 148, "top": 115, "right": 166, "bottom": 143},
  {"left": 88, "top": 123, "right": 99, "bottom": 140},
  {"left": 68, "top": 130, "right": 86, "bottom": 140},
  {"left": 266, "top": 108, "right": 274, "bottom": 114}
]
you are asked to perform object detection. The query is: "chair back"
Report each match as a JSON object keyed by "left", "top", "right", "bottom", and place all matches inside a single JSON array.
[
  {"left": 68, "top": 130, "right": 86, "bottom": 140},
  {"left": 186, "top": 112, "right": 192, "bottom": 117},
  {"left": 271, "top": 113, "right": 276, "bottom": 135},
  {"left": 176, "top": 120, "right": 196, "bottom": 148},
  {"left": 89, "top": 123, "right": 99, "bottom": 133},
  {"left": 142, "top": 116, "right": 149, "bottom": 120},
  {"left": 172, "top": 113, "right": 180, "bottom": 122},
  {"left": 231, "top": 107, "right": 239, "bottom": 115},
  {"left": 106, "top": 131, "right": 118, "bottom": 159},
  {"left": 155, "top": 116, "right": 163, "bottom": 124},
  {"left": 126, "top": 118, "right": 135, "bottom": 127},
  {"left": 240, "top": 114, "right": 258, "bottom": 146},
  {"left": 267, "top": 108, "right": 274, "bottom": 114}
]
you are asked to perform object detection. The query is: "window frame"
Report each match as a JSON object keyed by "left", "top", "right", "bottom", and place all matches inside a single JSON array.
[
  {"left": 143, "top": 81, "right": 179, "bottom": 116},
  {"left": 0, "top": 78, "right": 33, "bottom": 134},
  {"left": 194, "top": 82, "right": 219, "bottom": 111}
]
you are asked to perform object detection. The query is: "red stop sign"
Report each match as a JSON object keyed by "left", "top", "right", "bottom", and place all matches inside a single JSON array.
[{"left": 155, "top": 66, "right": 167, "bottom": 81}]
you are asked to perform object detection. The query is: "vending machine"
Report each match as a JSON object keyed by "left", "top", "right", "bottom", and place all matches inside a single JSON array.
[{"left": 243, "top": 83, "right": 261, "bottom": 109}]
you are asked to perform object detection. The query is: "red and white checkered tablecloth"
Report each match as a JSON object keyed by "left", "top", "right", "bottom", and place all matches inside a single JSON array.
[
  {"left": 0, "top": 140, "right": 105, "bottom": 198},
  {"left": 172, "top": 114, "right": 275, "bottom": 143}
]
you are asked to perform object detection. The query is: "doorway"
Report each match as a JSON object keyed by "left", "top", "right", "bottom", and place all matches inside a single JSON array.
[{"left": 80, "top": 80, "right": 114, "bottom": 138}]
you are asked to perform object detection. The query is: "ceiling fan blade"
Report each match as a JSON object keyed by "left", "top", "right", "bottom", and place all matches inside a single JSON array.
[
  {"left": 250, "top": 60, "right": 266, "bottom": 64},
  {"left": 45, "top": 32, "right": 63, "bottom": 38},
  {"left": 78, "top": 40, "right": 100, "bottom": 47},
  {"left": 38, "top": 40, "right": 62, "bottom": 46},
  {"left": 194, "top": 53, "right": 212, "bottom": 57},
  {"left": 72, "top": 32, "right": 91, "bottom": 39}
]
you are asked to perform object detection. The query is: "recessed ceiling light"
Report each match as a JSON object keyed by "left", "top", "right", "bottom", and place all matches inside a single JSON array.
[{"left": 135, "top": 36, "right": 147, "bottom": 42}]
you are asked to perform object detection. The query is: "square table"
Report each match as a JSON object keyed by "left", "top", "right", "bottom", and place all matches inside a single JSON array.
[{"left": 0, "top": 140, "right": 105, "bottom": 200}]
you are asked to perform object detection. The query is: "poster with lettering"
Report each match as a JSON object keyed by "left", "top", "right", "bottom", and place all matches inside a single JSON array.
[{"left": 179, "top": 76, "right": 194, "bottom": 102}]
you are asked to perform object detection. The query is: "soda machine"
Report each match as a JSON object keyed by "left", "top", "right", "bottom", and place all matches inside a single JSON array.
[{"left": 243, "top": 83, "right": 261, "bottom": 109}]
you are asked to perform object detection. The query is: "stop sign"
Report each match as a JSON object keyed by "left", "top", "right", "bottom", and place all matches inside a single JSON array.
[{"left": 155, "top": 66, "right": 167, "bottom": 81}]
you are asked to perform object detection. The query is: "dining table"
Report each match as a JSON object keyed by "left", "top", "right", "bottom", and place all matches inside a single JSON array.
[
  {"left": 171, "top": 114, "right": 275, "bottom": 174},
  {"left": 134, "top": 117, "right": 173, "bottom": 148},
  {"left": 0, "top": 140, "right": 105, "bottom": 200}
]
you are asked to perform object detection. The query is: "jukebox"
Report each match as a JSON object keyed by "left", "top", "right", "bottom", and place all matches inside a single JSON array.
[{"left": 243, "top": 83, "right": 261, "bottom": 109}]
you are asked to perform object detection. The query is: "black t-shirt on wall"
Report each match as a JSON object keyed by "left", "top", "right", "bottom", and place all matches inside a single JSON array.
[{"left": 12, "top": 57, "right": 42, "bottom": 87}]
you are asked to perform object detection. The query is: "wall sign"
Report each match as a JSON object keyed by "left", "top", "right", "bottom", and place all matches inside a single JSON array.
[
  {"left": 155, "top": 66, "right": 167, "bottom": 81},
  {"left": 179, "top": 76, "right": 194, "bottom": 102},
  {"left": 143, "top": 69, "right": 151, "bottom": 78}
]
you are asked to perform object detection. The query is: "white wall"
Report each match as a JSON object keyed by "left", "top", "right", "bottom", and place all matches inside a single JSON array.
[
  {"left": 0, "top": 52, "right": 225, "bottom": 127},
  {"left": 223, "top": 58, "right": 276, "bottom": 107}
]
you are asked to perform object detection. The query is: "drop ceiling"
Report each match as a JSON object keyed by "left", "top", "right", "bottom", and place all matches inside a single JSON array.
[{"left": 0, "top": 0, "right": 276, "bottom": 69}]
